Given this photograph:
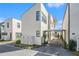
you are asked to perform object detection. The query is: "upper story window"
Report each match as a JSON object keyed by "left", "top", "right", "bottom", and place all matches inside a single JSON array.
[
  {"left": 42, "top": 12, "right": 47, "bottom": 24},
  {"left": 17, "top": 23, "right": 20, "bottom": 28},
  {"left": 7, "top": 22, "right": 9, "bottom": 28},
  {"left": 36, "top": 11, "right": 40, "bottom": 21},
  {"left": 2, "top": 25, "right": 4, "bottom": 30}
]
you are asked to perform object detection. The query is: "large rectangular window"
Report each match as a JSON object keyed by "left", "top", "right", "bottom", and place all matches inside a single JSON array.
[
  {"left": 17, "top": 23, "right": 20, "bottom": 28},
  {"left": 36, "top": 11, "right": 40, "bottom": 21},
  {"left": 42, "top": 12, "right": 47, "bottom": 24},
  {"left": 7, "top": 22, "right": 9, "bottom": 28},
  {"left": 36, "top": 30, "right": 40, "bottom": 37}
]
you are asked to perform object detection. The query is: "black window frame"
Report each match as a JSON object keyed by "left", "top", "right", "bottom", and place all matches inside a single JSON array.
[
  {"left": 17, "top": 23, "right": 20, "bottom": 28},
  {"left": 36, "top": 11, "right": 40, "bottom": 21},
  {"left": 7, "top": 22, "right": 9, "bottom": 28}
]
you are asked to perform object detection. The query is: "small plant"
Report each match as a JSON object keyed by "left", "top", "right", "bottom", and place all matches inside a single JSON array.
[
  {"left": 63, "top": 40, "right": 67, "bottom": 49},
  {"left": 16, "top": 40, "right": 21, "bottom": 44},
  {"left": 68, "top": 40, "right": 77, "bottom": 51},
  {"left": 0, "top": 39, "right": 4, "bottom": 42}
]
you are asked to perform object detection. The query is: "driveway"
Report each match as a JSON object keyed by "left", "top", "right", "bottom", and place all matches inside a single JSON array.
[
  {"left": 0, "top": 43, "right": 55, "bottom": 56},
  {"left": 33, "top": 44, "right": 74, "bottom": 56},
  {"left": 0, "top": 42, "right": 74, "bottom": 56}
]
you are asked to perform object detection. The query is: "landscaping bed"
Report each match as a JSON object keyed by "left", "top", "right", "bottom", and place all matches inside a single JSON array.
[
  {"left": 15, "top": 44, "right": 41, "bottom": 49},
  {"left": 0, "top": 40, "right": 11, "bottom": 42},
  {"left": 72, "top": 51, "right": 79, "bottom": 56},
  {"left": 15, "top": 39, "right": 41, "bottom": 49}
]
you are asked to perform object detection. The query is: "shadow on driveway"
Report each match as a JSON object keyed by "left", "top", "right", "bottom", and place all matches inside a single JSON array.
[
  {"left": 0, "top": 43, "right": 23, "bottom": 53},
  {"left": 33, "top": 44, "right": 74, "bottom": 56}
]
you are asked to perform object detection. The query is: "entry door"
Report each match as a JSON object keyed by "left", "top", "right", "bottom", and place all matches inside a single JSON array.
[{"left": 43, "top": 31, "right": 48, "bottom": 44}]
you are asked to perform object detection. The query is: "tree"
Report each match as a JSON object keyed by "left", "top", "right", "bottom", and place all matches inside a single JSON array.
[{"left": 53, "top": 19, "right": 58, "bottom": 29}]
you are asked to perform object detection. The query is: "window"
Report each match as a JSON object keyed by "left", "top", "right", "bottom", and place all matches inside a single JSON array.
[
  {"left": 36, "top": 30, "right": 40, "bottom": 37},
  {"left": 17, "top": 23, "right": 20, "bottom": 28},
  {"left": 42, "top": 12, "right": 47, "bottom": 24},
  {"left": 16, "top": 33, "right": 22, "bottom": 39},
  {"left": 7, "top": 22, "right": 9, "bottom": 28},
  {"left": 36, "top": 11, "right": 40, "bottom": 21},
  {"left": 72, "top": 33, "right": 75, "bottom": 35}
]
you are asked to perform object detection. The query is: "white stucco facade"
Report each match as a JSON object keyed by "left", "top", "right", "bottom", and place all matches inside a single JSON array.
[
  {"left": 69, "top": 4, "right": 79, "bottom": 51},
  {"left": 1, "top": 18, "right": 21, "bottom": 40},
  {"left": 62, "top": 5, "right": 69, "bottom": 44},
  {"left": 62, "top": 3, "right": 79, "bottom": 51},
  {"left": 49, "top": 15, "right": 55, "bottom": 41},
  {"left": 21, "top": 3, "right": 48, "bottom": 45}
]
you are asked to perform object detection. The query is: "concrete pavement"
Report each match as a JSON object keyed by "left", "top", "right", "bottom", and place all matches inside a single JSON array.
[
  {"left": 0, "top": 41, "right": 73, "bottom": 56},
  {"left": 33, "top": 44, "right": 74, "bottom": 56},
  {"left": 0, "top": 43, "right": 55, "bottom": 56}
]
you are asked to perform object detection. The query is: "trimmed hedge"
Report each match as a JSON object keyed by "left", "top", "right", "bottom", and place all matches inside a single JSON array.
[{"left": 16, "top": 40, "right": 21, "bottom": 44}]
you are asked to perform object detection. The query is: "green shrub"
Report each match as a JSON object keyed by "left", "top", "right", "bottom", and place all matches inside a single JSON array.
[
  {"left": 16, "top": 40, "right": 21, "bottom": 44},
  {"left": 0, "top": 39, "right": 4, "bottom": 42},
  {"left": 63, "top": 40, "right": 67, "bottom": 49},
  {"left": 69, "top": 40, "right": 77, "bottom": 51}
]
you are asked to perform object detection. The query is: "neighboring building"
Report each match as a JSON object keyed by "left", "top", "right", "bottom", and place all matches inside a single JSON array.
[
  {"left": 48, "top": 14, "right": 55, "bottom": 43},
  {"left": 62, "top": 4, "right": 69, "bottom": 44},
  {"left": 62, "top": 3, "right": 79, "bottom": 51},
  {"left": 21, "top": 3, "right": 55, "bottom": 45},
  {"left": 0, "top": 22, "right": 5, "bottom": 40},
  {"left": 0, "top": 18, "right": 21, "bottom": 40}
]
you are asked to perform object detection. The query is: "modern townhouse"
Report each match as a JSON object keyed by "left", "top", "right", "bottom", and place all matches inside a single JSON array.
[
  {"left": 0, "top": 18, "right": 21, "bottom": 41},
  {"left": 21, "top": 3, "right": 55, "bottom": 45},
  {"left": 0, "top": 22, "right": 4, "bottom": 40},
  {"left": 62, "top": 3, "right": 79, "bottom": 51}
]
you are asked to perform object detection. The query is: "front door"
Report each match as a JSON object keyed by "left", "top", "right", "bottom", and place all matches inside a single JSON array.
[{"left": 43, "top": 31, "right": 48, "bottom": 44}]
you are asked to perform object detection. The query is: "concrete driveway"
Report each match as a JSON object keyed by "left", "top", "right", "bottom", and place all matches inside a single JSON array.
[
  {"left": 0, "top": 42, "right": 73, "bottom": 56},
  {"left": 0, "top": 43, "right": 55, "bottom": 56},
  {"left": 33, "top": 44, "right": 74, "bottom": 56}
]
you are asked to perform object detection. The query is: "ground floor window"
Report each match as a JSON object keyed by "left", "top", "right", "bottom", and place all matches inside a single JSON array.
[
  {"left": 36, "top": 30, "right": 40, "bottom": 37},
  {"left": 16, "top": 33, "right": 22, "bottom": 40}
]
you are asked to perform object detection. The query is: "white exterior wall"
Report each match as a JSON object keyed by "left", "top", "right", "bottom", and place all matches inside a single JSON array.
[
  {"left": 21, "top": 3, "right": 48, "bottom": 45},
  {"left": 50, "top": 15, "right": 55, "bottom": 40},
  {"left": 3, "top": 18, "right": 21, "bottom": 40},
  {"left": 70, "top": 4, "right": 79, "bottom": 40},
  {"left": 41, "top": 4, "right": 48, "bottom": 43},
  {"left": 4, "top": 19, "right": 12, "bottom": 40},
  {"left": 69, "top": 4, "right": 79, "bottom": 51},
  {"left": 12, "top": 18, "right": 21, "bottom": 40},
  {"left": 63, "top": 3, "right": 79, "bottom": 51},
  {"left": 62, "top": 5, "right": 69, "bottom": 44}
]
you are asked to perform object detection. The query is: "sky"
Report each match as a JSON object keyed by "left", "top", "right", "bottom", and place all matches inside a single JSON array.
[{"left": 0, "top": 3, "right": 67, "bottom": 29}]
